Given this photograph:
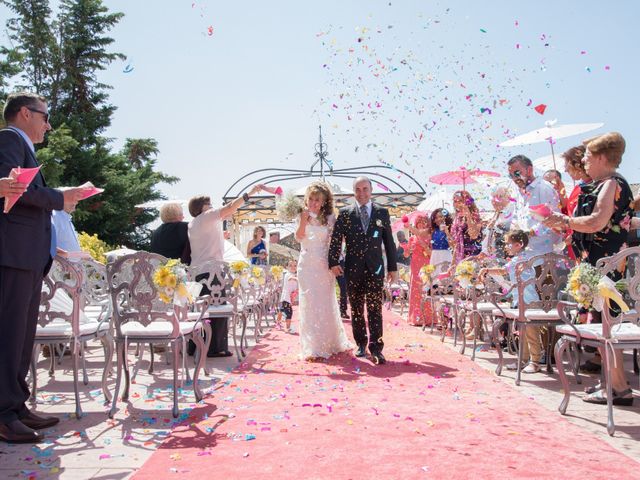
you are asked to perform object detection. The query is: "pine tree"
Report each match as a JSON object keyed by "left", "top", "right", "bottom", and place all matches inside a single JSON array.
[{"left": 0, "top": 0, "right": 177, "bottom": 248}]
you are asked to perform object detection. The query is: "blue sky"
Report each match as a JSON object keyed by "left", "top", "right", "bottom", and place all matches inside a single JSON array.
[{"left": 3, "top": 1, "right": 640, "bottom": 206}]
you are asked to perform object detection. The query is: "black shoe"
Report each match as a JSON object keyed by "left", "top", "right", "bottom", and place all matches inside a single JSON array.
[
  {"left": 0, "top": 421, "right": 43, "bottom": 444},
  {"left": 20, "top": 412, "right": 60, "bottom": 430},
  {"left": 207, "top": 350, "right": 233, "bottom": 358},
  {"left": 355, "top": 346, "right": 366, "bottom": 358},
  {"left": 341, "top": 313, "right": 350, "bottom": 319},
  {"left": 579, "top": 360, "right": 601, "bottom": 374},
  {"left": 372, "top": 353, "right": 386, "bottom": 365}
]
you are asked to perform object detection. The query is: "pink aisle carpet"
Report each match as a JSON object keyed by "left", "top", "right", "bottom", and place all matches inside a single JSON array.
[{"left": 133, "top": 310, "right": 639, "bottom": 479}]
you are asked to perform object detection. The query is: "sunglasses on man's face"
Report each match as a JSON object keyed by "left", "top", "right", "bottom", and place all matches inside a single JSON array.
[
  {"left": 509, "top": 170, "right": 524, "bottom": 179},
  {"left": 27, "top": 107, "right": 50, "bottom": 123}
]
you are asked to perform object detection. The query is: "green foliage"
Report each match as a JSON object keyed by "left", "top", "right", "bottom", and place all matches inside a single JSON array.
[{"left": 0, "top": 0, "right": 177, "bottom": 249}]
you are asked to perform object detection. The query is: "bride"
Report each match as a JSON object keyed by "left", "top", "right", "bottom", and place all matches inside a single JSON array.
[{"left": 295, "top": 182, "right": 353, "bottom": 360}]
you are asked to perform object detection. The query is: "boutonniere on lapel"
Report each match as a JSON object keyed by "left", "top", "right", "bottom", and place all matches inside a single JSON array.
[{"left": 375, "top": 219, "right": 382, "bottom": 227}]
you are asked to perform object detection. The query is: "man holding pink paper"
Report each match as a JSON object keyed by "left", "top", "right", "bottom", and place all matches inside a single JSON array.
[{"left": 0, "top": 92, "right": 87, "bottom": 444}]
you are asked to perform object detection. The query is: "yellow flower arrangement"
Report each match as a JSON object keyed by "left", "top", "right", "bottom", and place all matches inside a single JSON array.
[
  {"left": 419, "top": 264, "right": 436, "bottom": 284},
  {"left": 251, "top": 266, "right": 266, "bottom": 285},
  {"left": 152, "top": 259, "right": 192, "bottom": 305},
  {"left": 566, "top": 262, "right": 628, "bottom": 312},
  {"left": 454, "top": 260, "right": 476, "bottom": 288},
  {"left": 270, "top": 265, "right": 284, "bottom": 281},
  {"left": 77, "top": 231, "right": 112, "bottom": 264},
  {"left": 230, "top": 260, "right": 250, "bottom": 274},
  {"left": 398, "top": 266, "right": 410, "bottom": 283}
]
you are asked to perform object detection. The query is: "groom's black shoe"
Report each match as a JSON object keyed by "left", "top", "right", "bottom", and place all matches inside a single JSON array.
[
  {"left": 372, "top": 353, "right": 386, "bottom": 365},
  {"left": 355, "top": 345, "right": 367, "bottom": 358}
]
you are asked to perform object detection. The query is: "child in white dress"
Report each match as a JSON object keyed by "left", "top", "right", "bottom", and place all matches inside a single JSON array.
[{"left": 280, "top": 260, "right": 298, "bottom": 333}]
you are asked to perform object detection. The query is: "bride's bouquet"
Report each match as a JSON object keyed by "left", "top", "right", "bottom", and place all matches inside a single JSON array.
[{"left": 276, "top": 191, "right": 303, "bottom": 222}]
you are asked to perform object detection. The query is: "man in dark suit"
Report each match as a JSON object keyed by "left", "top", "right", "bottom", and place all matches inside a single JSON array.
[
  {"left": 329, "top": 176, "right": 398, "bottom": 365},
  {"left": 0, "top": 92, "right": 84, "bottom": 443}
]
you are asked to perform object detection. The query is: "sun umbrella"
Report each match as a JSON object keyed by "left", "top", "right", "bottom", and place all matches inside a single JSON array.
[
  {"left": 499, "top": 121, "right": 603, "bottom": 169},
  {"left": 391, "top": 210, "right": 429, "bottom": 232},
  {"left": 223, "top": 240, "right": 247, "bottom": 262},
  {"left": 429, "top": 166, "right": 501, "bottom": 190},
  {"left": 417, "top": 189, "right": 453, "bottom": 213},
  {"left": 531, "top": 155, "right": 566, "bottom": 182}
]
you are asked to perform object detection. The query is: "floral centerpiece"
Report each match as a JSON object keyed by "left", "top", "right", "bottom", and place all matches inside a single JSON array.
[
  {"left": 270, "top": 265, "right": 284, "bottom": 281},
  {"left": 566, "top": 262, "right": 629, "bottom": 312},
  {"left": 275, "top": 191, "right": 303, "bottom": 222},
  {"left": 153, "top": 259, "right": 193, "bottom": 305},
  {"left": 454, "top": 260, "right": 476, "bottom": 289}
]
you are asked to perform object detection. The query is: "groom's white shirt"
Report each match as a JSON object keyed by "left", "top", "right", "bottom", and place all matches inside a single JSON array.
[{"left": 356, "top": 200, "right": 372, "bottom": 219}]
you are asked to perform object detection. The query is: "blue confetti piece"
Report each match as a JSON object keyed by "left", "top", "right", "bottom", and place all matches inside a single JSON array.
[
  {"left": 376, "top": 265, "right": 383, "bottom": 275},
  {"left": 373, "top": 230, "right": 380, "bottom": 238}
]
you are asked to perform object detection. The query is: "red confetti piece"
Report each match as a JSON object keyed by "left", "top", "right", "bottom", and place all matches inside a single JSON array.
[{"left": 534, "top": 104, "right": 547, "bottom": 115}]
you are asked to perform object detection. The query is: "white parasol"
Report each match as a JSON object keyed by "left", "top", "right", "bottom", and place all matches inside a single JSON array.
[
  {"left": 135, "top": 199, "right": 189, "bottom": 209},
  {"left": 417, "top": 189, "right": 453, "bottom": 213},
  {"left": 499, "top": 121, "right": 604, "bottom": 169}
]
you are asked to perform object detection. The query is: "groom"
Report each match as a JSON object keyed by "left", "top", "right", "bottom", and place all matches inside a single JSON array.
[{"left": 329, "top": 176, "right": 398, "bottom": 365}]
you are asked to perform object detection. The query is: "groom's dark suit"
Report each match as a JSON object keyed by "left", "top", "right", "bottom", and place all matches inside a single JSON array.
[
  {"left": 329, "top": 201, "right": 397, "bottom": 355},
  {"left": 0, "top": 128, "right": 64, "bottom": 424}
]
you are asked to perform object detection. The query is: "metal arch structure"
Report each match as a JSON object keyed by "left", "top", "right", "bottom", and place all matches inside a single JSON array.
[{"left": 223, "top": 127, "right": 426, "bottom": 224}]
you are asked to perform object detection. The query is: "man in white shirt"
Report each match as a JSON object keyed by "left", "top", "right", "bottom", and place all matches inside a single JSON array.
[{"left": 508, "top": 155, "right": 562, "bottom": 260}]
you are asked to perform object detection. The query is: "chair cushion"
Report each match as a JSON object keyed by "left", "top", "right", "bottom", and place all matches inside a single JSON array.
[
  {"left": 491, "top": 308, "right": 562, "bottom": 322},
  {"left": 492, "top": 308, "right": 519, "bottom": 319},
  {"left": 37, "top": 321, "right": 109, "bottom": 337},
  {"left": 475, "top": 301, "right": 510, "bottom": 313},
  {"left": 524, "top": 309, "right": 561, "bottom": 322},
  {"left": 556, "top": 323, "right": 640, "bottom": 342},
  {"left": 119, "top": 321, "right": 196, "bottom": 337},
  {"left": 186, "top": 306, "right": 234, "bottom": 322}
]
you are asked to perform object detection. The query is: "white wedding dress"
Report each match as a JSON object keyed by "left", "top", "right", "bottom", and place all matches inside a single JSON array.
[{"left": 297, "top": 217, "right": 353, "bottom": 359}]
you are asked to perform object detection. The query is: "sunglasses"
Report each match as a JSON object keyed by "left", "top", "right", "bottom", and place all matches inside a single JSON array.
[
  {"left": 27, "top": 107, "right": 50, "bottom": 123},
  {"left": 509, "top": 170, "right": 524, "bottom": 179}
]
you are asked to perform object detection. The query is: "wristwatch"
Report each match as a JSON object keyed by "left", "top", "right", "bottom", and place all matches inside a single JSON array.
[{"left": 243, "top": 193, "right": 250, "bottom": 202}]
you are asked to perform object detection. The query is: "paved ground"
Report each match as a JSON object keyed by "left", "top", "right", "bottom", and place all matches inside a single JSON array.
[
  {"left": 0, "top": 322, "right": 265, "bottom": 480},
  {"left": 1, "top": 311, "right": 639, "bottom": 479},
  {"left": 435, "top": 324, "right": 640, "bottom": 460}
]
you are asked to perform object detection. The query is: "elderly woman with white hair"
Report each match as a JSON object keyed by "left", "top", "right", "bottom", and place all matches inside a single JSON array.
[{"left": 149, "top": 202, "right": 190, "bottom": 262}]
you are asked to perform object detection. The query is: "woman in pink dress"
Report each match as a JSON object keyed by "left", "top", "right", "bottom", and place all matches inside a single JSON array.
[{"left": 405, "top": 214, "right": 433, "bottom": 326}]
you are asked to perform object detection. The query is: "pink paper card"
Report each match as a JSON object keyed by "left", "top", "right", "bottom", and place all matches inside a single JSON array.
[
  {"left": 3, "top": 166, "right": 41, "bottom": 213},
  {"left": 77, "top": 181, "right": 104, "bottom": 200},
  {"left": 59, "top": 181, "right": 104, "bottom": 200}
]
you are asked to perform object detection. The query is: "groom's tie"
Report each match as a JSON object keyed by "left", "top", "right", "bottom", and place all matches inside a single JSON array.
[{"left": 360, "top": 204, "right": 369, "bottom": 231}]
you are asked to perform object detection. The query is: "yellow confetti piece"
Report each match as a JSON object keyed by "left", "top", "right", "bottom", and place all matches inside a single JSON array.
[{"left": 346, "top": 419, "right": 354, "bottom": 425}]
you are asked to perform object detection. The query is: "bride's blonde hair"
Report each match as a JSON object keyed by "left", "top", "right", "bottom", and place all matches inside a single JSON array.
[{"left": 304, "top": 181, "right": 334, "bottom": 226}]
